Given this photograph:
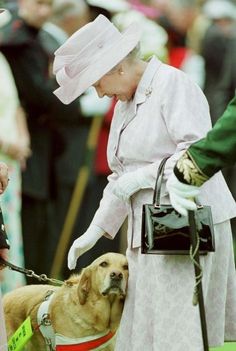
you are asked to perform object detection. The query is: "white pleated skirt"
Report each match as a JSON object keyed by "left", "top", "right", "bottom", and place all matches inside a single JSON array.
[{"left": 115, "top": 220, "right": 236, "bottom": 351}]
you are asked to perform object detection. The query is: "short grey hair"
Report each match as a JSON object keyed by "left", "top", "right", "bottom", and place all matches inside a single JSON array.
[
  {"left": 126, "top": 44, "right": 141, "bottom": 61},
  {"left": 107, "top": 44, "right": 141, "bottom": 74}
]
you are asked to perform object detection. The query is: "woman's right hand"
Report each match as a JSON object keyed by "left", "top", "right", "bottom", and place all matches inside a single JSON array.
[{"left": 67, "top": 225, "right": 104, "bottom": 270}]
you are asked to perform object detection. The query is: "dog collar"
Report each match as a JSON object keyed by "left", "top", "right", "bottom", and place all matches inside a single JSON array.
[{"left": 55, "top": 330, "right": 116, "bottom": 351}]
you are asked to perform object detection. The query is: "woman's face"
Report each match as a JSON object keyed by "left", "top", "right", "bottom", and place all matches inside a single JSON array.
[{"left": 93, "top": 64, "right": 138, "bottom": 102}]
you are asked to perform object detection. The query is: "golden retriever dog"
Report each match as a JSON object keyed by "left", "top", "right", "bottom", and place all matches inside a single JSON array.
[{"left": 3, "top": 252, "right": 128, "bottom": 351}]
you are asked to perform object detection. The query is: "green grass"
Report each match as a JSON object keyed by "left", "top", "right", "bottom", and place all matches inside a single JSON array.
[{"left": 210, "top": 343, "right": 236, "bottom": 350}]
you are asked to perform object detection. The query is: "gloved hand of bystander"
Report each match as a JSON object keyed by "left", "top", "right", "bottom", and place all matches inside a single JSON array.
[{"left": 166, "top": 172, "right": 200, "bottom": 216}]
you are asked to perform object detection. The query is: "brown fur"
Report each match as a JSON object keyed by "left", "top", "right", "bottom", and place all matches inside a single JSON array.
[{"left": 3, "top": 252, "right": 128, "bottom": 351}]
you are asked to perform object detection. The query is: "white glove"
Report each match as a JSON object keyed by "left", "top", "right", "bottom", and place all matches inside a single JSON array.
[
  {"left": 68, "top": 225, "right": 104, "bottom": 270},
  {"left": 113, "top": 169, "right": 153, "bottom": 202},
  {"left": 166, "top": 173, "right": 200, "bottom": 216}
]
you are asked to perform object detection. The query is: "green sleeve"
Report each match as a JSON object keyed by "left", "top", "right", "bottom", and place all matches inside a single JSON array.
[{"left": 174, "top": 96, "right": 236, "bottom": 186}]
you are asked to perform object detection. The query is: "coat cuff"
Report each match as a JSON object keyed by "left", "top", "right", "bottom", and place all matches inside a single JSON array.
[
  {"left": 91, "top": 191, "right": 128, "bottom": 239},
  {"left": 174, "top": 151, "right": 209, "bottom": 186}
]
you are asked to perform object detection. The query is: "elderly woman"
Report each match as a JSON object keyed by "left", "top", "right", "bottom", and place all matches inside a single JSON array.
[{"left": 53, "top": 15, "right": 236, "bottom": 350}]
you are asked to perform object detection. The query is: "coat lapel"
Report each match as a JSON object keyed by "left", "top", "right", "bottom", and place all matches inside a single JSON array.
[
  {"left": 121, "top": 56, "right": 162, "bottom": 130},
  {"left": 112, "top": 57, "right": 162, "bottom": 157}
]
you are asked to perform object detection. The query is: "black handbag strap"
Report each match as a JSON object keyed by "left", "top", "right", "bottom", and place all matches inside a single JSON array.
[
  {"left": 152, "top": 156, "right": 201, "bottom": 206},
  {"left": 153, "top": 157, "right": 169, "bottom": 206}
]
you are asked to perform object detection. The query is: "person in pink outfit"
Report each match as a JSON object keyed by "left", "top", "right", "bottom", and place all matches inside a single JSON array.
[{"left": 53, "top": 15, "right": 236, "bottom": 350}]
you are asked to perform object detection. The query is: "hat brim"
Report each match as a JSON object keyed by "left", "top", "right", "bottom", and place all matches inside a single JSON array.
[{"left": 54, "top": 22, "right": 141, "bottom": 104}]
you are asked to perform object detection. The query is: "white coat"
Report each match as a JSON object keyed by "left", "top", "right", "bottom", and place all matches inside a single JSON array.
[
  {"left": 91, "top": 57, "right": 236, "bottom": 350},
  {"left": 91, "top": 57, "right": 236, "bottom": 244}
]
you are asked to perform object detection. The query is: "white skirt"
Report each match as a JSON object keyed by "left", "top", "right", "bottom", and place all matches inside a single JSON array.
[{"left": 115, "top": 221, "right": 236, "bottom": 351}]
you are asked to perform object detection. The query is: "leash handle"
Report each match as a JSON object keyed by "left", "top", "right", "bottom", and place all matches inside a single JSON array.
[
  {"left": 0, "top": 258, "right": 64, "bottom": 286},
  {"left": 188, "top": 210, "right": 209, "bottom": 351}
]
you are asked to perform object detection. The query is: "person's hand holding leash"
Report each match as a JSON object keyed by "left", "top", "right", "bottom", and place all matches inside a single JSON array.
[
  {"left": 166, "top": 173, "right": 200, "bottom": 216},
  {"left": 68, "top": 225, "right": 104, "bottom": 269},
  {"left": 113, "top": 169, "right": 153, "bottom": 202}
]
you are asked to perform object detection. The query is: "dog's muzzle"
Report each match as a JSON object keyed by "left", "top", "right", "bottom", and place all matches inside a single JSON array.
[{"left": 102, "top": 271, "right": 126, "bottom": 296}]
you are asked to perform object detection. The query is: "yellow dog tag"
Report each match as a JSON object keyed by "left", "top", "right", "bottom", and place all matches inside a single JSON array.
[{"left": 8, "top": 316, "right": 33, "bottom": 351}]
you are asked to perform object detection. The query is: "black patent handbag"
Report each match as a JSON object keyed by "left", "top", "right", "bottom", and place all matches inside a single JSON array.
[{"left": 141, "top": 157, "right": 215, "bottom": 255}]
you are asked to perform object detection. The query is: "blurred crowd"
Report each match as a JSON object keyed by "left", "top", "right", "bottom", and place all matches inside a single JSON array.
[{"left": 0, "top": 0, "right": 235, "bottom": 293}]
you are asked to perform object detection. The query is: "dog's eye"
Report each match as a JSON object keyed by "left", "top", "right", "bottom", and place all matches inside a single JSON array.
[
  {"left": 100, "top": 261, "right": 108, "bottom": 267},
  {"left": 123, "top": 264, "right": 128, "bottom": 270}
]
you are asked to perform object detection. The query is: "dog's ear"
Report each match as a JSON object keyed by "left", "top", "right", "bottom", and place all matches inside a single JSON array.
[
  {"left": 77, "top": 268, "right": 91, "bottom": 305},
  {"left": 64, "top": 275, "right": 80, "bottom": 287}
]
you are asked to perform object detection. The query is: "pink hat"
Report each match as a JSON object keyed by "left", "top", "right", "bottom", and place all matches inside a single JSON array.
[{"left": 53, "top": 14, "right": 141, "bottom": 104}]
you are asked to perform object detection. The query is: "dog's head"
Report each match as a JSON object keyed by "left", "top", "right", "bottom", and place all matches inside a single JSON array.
[{"left": 74, "top": 252, "right": 128, "bottom": 305}]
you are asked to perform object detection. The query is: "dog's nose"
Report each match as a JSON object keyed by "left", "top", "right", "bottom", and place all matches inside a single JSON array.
[{"left": 110, "top": 270, "right": 123, "bottom": 281}]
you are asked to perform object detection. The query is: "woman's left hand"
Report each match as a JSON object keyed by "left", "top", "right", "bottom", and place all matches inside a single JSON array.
[
  {"left": 0, "top": 162, "right": 8, "bottom": 194},
  {"left": 113, "top": 169, "right": 151, "bottom": 202}
]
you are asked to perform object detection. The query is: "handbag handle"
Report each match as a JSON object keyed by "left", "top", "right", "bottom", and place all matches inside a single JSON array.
[
  {"left": 153, "top": 157, "right": 201, "bottom": 207},
  {"left": 153, "top": 157, "right": 169, "bottom": 206}
]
